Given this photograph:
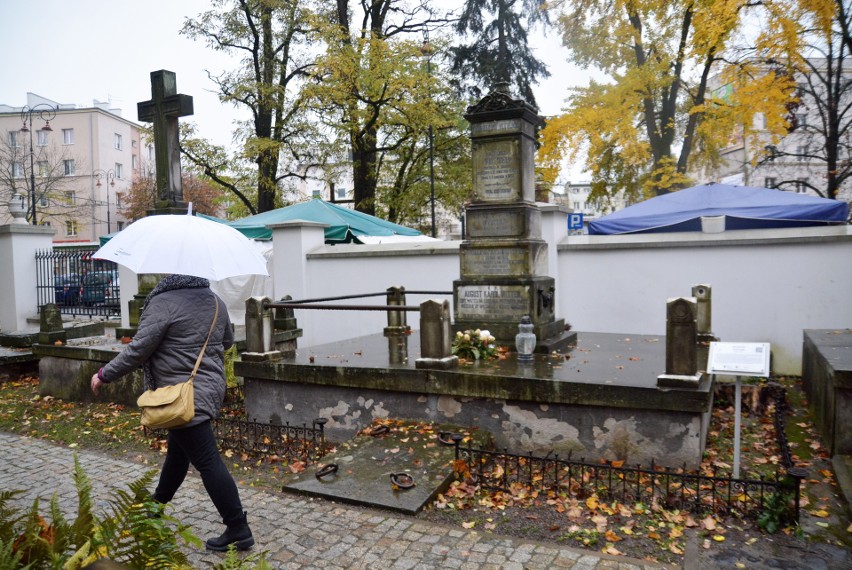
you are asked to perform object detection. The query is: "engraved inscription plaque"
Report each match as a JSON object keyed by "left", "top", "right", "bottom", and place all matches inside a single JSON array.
[
  {"left": 471, "top": 119, "right": 522, "bottom": 137},
  {"left": 461, "top": 247, "right": 530, "bottom": 277},
  {"left": 457, "top": 285, "right": 530, "bottom": 320},
  {"left": 473, "top": 139, "right": 519, "bottom": 202},
  {"left": 467, "top": 210, "right": 524, "bottom": 238}
]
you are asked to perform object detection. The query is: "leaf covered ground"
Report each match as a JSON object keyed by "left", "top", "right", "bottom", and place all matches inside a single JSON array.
[{"left": 0, "top": 373, "right": 850, "bottom": 565}]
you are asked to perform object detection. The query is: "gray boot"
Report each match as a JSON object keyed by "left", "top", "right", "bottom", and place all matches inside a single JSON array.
[{"left": 206, "top": 511, "right": 254, "bottom": 551}]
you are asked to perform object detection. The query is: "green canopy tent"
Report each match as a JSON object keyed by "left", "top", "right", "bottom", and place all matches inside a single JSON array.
[
  {"left": 99, "top": 199, "right": 431, "bottom": 246},
  {"left": 201, "top": 198, "right": 428, "bottom": 244}
]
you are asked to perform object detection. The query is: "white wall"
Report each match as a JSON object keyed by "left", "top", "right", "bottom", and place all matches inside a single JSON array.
[
  {"left": 557, "top": 226, "right": 852, "bottom": 374},
  {"left": 0, "top": 224, "right": 55, "bottom": 331},
  {"left": 269, "top": 221, "right": 851, "bottom": 375}
]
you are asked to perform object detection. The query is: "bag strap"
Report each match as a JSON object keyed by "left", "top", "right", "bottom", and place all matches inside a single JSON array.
[{"left": 189, "top": 299, "right": 220, "bottom": 381}]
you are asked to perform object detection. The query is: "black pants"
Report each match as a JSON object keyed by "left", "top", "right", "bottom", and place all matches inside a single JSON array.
[{"left": 154, "top": 420, "right": 244, "bottom": 525}]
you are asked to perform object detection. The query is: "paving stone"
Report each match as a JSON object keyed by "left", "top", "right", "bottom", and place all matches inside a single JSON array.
[{"left": 0, "top": 433, "right": 668, "bottom": 570}]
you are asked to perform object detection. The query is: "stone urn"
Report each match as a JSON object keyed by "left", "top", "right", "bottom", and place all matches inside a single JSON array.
[{"left": 7, "top": 192, "right": 28, "bottom": 224}]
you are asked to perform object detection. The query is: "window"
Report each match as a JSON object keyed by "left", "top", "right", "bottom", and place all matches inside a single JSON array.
[
  {"left": 796, "top": 113, "right": 807, "bottom": 129},
  {"left": 116, "top": 221, "right": 125, "bottom": 231},
  {"left": 796, "top": 146, "right": 808, "bottom": 161},
  {"left": 115, "top": 163, "right": 123, "bottom": 178},
  {"left": 132, "top": 155, "right": 138, "bottom": 170},
  {"left": 8, "top": 131, "right": 20, "bottom": 147},
  {"left": 12, "top": 162, "right": 24, "bottom": 178},
  {"left": 132, "top": 140, "right": 138, "bottom": 149},
  {"left": 794, "top": 178, "right": 809, "bottom": 193},
  {"left": 40, "top": 194, "right": 47, "bottom": 206},
  {"left": 63, "top": 159, "right": 75, "bottom": 176},
  {"left": 115, "top": 193, "right": 122, "bottom": 208},
  {"left": 36, "top": 130, "right": 48, "bottom": 146},
  {"left": 64, "top": 191, "right": 76, "bottom": 205},
  {"left": 114, "top": 133, "right": 122, "bottom": 150},
  {"left": 573, "top": 201, "right": 581, "bottom": 210},
  {"left": 764, "top": 177, "right": 776, "bottom": 189},
  {"left": 65, "top": 221, "right": 77, "bottom": 237},
  {"left": 147, "top": 144, "right": 154, "bottom": 160},
  {"left": 62, "top": 128, "right": 74, "bottom": 145},
  {"left": 37, "top": 161, "right": 48, "bottom": 177},
  {"left": 335, "top": 186, "right": 347, "bottom": 199}
]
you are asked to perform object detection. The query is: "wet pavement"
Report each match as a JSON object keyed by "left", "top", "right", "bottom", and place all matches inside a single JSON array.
[{"left": 0, "top": 432, "right": 671, "bottom": 569}]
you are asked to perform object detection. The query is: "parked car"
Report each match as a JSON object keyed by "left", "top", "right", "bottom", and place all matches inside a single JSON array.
[
  {"left": 81, "top": 271, "right": 116, "bottom": 306},
  {"left": 53, "top": 274, "right": 81, "bottom": 306}
]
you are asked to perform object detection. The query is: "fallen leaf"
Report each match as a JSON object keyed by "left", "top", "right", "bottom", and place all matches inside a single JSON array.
[
  {"left": 586, "top": 496, "right": 599, "bottom": 510},
  {"left": 605, "top": 530, "right": 622, "bottom": 542},
  {"left": 713, "top": 535, "right": 726, "bottom": 542},
  {"left": 702, "top": 515, "right": 717, "bottom": 531},
  {"left": 462, "top": 521, "right": 475, "bottom": 529},
  {"left": 669, "top": 544, "right": 683, "bottom": 555},
  {"left": 603, "top": 546, "right": 622, "bottom": 556},
  {"left": 811, "top": 509, "right": 830, "bottom": 518}
]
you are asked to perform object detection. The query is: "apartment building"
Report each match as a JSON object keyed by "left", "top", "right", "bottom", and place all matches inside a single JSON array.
[
  {"left": 0, "top": 93, "right": 146, "bottom": 243},
  {"left": 696, "top": 62, "right": 852, "bottom": 205}
]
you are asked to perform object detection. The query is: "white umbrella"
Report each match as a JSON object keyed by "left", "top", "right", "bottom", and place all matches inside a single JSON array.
[{"left": 93, "top": 214, "right": 269, "bottom": 281}]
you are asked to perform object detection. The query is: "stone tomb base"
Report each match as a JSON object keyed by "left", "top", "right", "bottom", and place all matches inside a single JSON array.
[
  {"left": 236, "top": 332, "right": 715, "bottom": 469},
  {"left": 803, "top": 329, "right": 852, "bottom": 455}
]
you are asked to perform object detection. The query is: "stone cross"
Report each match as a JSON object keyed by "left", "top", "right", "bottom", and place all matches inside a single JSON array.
[{"left": 137, "top": 70, "right": 193, "bottom": 208}]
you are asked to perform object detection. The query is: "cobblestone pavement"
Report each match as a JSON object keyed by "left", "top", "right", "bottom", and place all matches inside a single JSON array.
[{"left": 0, "top": 433, "right": 672, "bottom": 569}]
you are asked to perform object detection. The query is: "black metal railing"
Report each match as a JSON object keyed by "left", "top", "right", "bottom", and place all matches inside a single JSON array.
[
  {"left": 265, "top": 290, "right": 452, "bottom": 313},
  {"left": 144, "top": 385, "right": 330, "bottom": 464},
  {"left": 35, "top": 247, "right": 120, "bottom": 318},
  {"left": 447, "top": 388, "right": 805, "bottom": 522}
]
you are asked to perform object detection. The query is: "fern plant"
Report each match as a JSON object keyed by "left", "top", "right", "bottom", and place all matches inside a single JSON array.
[{"left": 0, "top": 454, "right": 268, "bottom": 569}]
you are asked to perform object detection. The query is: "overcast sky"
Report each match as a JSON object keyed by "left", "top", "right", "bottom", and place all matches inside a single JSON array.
[{"left": 1, "top": 0, "right": 587, "bottom": 181}]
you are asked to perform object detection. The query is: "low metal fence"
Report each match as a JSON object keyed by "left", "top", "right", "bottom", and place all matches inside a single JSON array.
[
  {"left": 447, "top": 387, "right": 805, "bottom": 522},
  {"left": 144, "top": 385, "right": 330, "bottom": 464},
  {"left": 35, "top": 247, "right": 120, "bottom": 318}
]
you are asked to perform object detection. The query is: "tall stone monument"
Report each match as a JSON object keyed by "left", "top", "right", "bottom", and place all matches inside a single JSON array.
[
  {"left": 137, "top": 70, "right": 194, "bottom": 215},
  {"left": 453, "top": 84, "right": 574, "bottom": 350}
]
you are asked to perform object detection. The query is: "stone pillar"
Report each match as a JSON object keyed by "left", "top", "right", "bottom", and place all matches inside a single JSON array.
[
  {"left": 384, "top": 286, "right": 410, "bottom": 365},
  {"left": 692, "top": 284, "right": 716, "bottom": 371},
  {"left": 273, "top": 294, "right": 302, "bottom": 357},
  {"left": 37, "top": 304, "right": 66, "bottom": 345},
  {"left": 0, "top": 224, "right": 55, "bottom": 332},
  {"left": 415, "top": 299, "right": 458, "bottom": 370},
  {"left": 658, "top": 297, "right": 703, "bottom": 387},
  {"left": 243, "top": 296, "right": 281, "bottom": 362},
  {"left": 692, "top": 284, "right": 713, "bottom": 337},
  {"left": 115, "top": 273, "right": 161, "bottom": 340}
]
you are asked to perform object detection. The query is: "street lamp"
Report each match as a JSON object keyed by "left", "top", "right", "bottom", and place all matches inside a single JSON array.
[
  {"left": 20, "top": 104, "right": 58, "bottom": 225},
  {"left": 93, "top": 169, "right": 116, "bottom": 233},
  {"left": 420, "top": 30, "right": 437, "bottom": 238}
]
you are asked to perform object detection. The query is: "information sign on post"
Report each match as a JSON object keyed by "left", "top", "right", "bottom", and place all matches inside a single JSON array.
[{"left": 707, "top": 342, "right": 770, "bottom": 479}]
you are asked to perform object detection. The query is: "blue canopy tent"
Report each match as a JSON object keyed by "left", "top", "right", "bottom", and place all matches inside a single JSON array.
[
  {"left": 588, "top": 183, "right": 849, "bottom": 235},
  {"left": 200, "top": 198, "right": 427, "bottom": 244}
]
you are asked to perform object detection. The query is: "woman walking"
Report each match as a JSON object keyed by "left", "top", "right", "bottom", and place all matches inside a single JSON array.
[{"left": 90, "top": 274, "right": 254, "bottom": 552}]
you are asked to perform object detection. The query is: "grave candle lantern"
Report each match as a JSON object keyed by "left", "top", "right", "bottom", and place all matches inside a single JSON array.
[{"left": 515, "top": 315, "right": 536, "bottom": 361}]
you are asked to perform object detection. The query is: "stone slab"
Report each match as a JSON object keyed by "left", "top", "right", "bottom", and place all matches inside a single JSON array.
[{"left": 281, "top": 422, "right": 487, "bottom": 515}]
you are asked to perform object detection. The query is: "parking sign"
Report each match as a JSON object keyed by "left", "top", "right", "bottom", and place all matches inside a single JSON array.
[{"left": 568, "top": 213, "right": 584, "bottom": 230}]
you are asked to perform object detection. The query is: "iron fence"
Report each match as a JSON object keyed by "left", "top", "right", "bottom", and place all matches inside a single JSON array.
[
  {"left": 448, "top": 387, "right": 805, "bottom": 522},
  {"left": 144, "top": 385, "right": 330, "bottom": 464},
  {"left": 35, "top": 247, "right": 120, "bottom": 318}
]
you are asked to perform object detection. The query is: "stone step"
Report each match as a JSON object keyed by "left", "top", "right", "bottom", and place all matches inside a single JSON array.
[{"left": 281, "top": 420, "right": 491, "bottom": 515}]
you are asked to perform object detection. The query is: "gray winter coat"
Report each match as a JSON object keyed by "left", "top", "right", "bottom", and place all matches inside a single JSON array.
[{"left": 102, "top": 287, "right": 233, "bottom": 428}]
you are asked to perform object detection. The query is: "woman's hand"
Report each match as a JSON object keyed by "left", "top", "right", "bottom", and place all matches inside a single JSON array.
[{"left": 90, "top": 373, "right": 105, "bottom": 396}]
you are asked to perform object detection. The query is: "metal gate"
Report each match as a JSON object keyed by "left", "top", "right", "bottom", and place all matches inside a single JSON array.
[{"left": 35, "top": 247, "right": 120, "bottom": 318}]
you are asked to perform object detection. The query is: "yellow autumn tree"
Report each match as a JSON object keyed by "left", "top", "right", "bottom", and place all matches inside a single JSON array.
[{"left": 539, "top": 0, "right": 807, "bottom": 204}]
